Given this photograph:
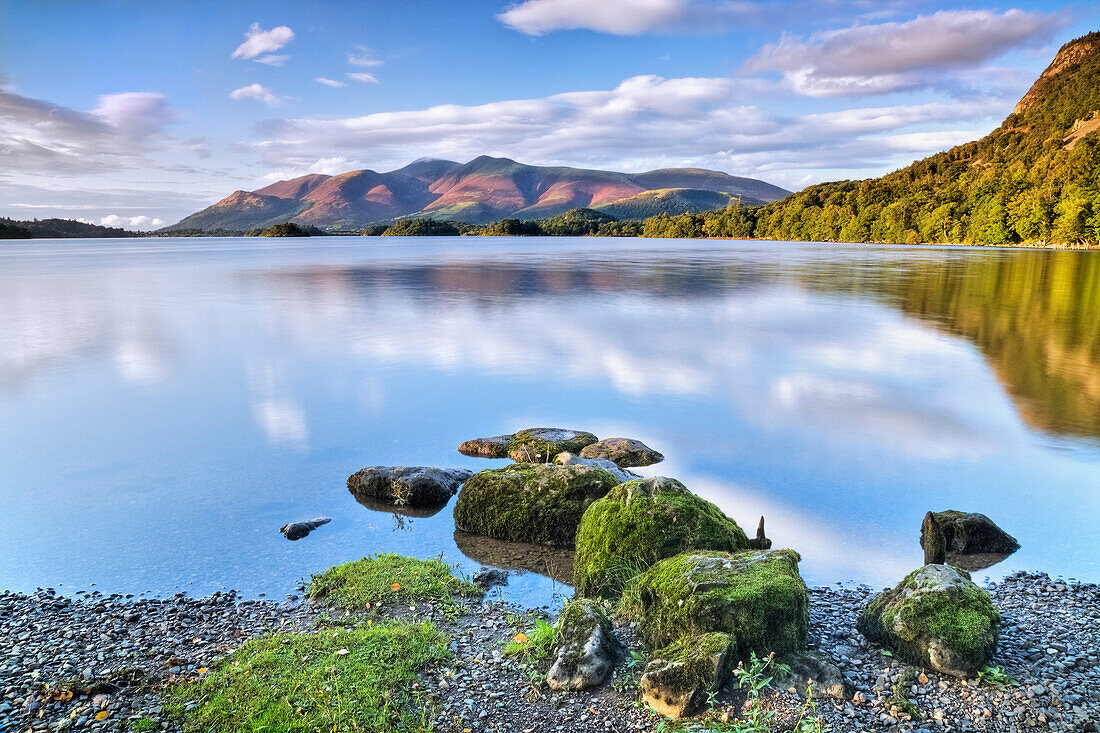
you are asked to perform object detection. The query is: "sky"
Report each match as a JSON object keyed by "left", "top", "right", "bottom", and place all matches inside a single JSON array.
[{"left": 1, "top": 0, "right": 1097, "bottom": 228}]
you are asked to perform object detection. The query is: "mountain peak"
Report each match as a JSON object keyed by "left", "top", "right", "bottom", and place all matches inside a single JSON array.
[{"left": 1013, "top": 31, "right": 1100, "bottom": 115}]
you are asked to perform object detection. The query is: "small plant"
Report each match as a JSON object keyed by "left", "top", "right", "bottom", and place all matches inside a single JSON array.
[
  {"left": 977, "top": 664, "right": 1017, "bottom": 689},
  {"left": 129, "top": 719, "right": 156, "bottom": 732},
  {"left": 793, "top": 682, "right": 830, "bottom": 733},
  {"left": 503, "top": 618, "right": 560, "bottom": 663},
  {"left": 887, "top": 670, "right": 923, "bottom": 720}
]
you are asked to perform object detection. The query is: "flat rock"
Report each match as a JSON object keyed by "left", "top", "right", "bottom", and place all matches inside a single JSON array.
[
  {"left": 506, "top": 428, "right": 598, "bottom": 463},
  {"left": 552, "top": 452, "right": 639, "bottom": 483},
  {"left": 347, "top": 466, "right": 472, "bottom": 507},
  {"left": 579, "top": 437, "right": 664, "bottom": 467},
  {"left": 458, "top": 435, "right": 513, "bottom": 459}
]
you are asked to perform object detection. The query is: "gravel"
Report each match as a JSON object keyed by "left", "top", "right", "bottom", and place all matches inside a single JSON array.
[{"left": 2, "top": 570, "right": 1096, "bottom": 732}]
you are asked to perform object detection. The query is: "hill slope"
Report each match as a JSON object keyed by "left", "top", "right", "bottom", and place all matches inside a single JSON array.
[
  {"left": 165, "top": 157, "right": 789, "bottom": 231},
  {"left": 748, "top": 31, "right": 1100, "bottom": 245}
]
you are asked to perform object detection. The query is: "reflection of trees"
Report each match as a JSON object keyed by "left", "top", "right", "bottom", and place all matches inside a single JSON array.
[{"left": 267, "top": 247, "right": 1100, "bottom": 444}]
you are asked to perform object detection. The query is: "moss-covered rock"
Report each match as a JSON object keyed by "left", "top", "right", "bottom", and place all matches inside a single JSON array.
[
  {"left": 639, "top": 632, "right": 734, "bottom": 719},
  {"left": 506, "top": 428, "right": 598, "bottom": 462},
  {"left": 553, "top": 451, "right": 640, "bottom": 483},
  {"left": 620, "top": 549, "right": 808, "bottom": 659},
  {"left": 457, "top": 435, "right": 512, "bottom": 458},
  {"left": 579, "top": 437, "right": 664, "bottom": 467},
  {"left": 546, "top": 599, "right": 618, "bottom": 691},
  {"left": 574, "top": 477, "right": 749, "bottom": 599},
  {"left": 857, "top": 564, "right": 999, "bottom": 677},
  {"left": 921, "top": 510, "right": 1019, "bottom": 566},
  {"left": 453, "top": 463, "right": 618, "bottom": 547}
]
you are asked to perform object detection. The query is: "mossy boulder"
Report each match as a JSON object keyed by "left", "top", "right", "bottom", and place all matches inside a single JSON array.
[
  {"left": 620, "top": 549, "right": 808, "bottom": 658},
  {"left": 347, "top": 466, "right": 472, "bottom": 507},
  {"left": 857, "top": 564, "right": 999, "bottom": 677},
  {"left": 546, "top": 599, "right": 618, "bottom": 691},
  {"left": 639, "top": 632, "right": 734, "bottom": 719},
  {"left": 453, "top": 463, "right": 618, "bottom": 547},
  {"left": 580, "top": 437, "right": 664, "bottom": 467},
  {"left": 457, "top": 435, "right": 512, "bottom": 458},
  {"left": 574, "top": 477, "right": 749, "bottom": 599},
  {"left": 506, "top": 428, "right": 598, "bottom": 462}
]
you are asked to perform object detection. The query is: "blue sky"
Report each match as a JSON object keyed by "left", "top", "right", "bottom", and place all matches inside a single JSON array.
[{"left": 1, "top": 0, "right": 1096, "bottom": 227}]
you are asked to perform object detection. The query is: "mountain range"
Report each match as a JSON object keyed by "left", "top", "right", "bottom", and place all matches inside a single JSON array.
[{"left": 166, "top": 157, "right": 790, "bottom": 231}]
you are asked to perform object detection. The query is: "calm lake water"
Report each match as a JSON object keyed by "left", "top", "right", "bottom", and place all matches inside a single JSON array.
[{"left": 1, "top": 236, "right": 1098, "bottom": 606}]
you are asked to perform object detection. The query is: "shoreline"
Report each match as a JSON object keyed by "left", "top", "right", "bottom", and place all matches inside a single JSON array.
[{"left": 2, "top": 569, "right": 1096, "bottom": 732}]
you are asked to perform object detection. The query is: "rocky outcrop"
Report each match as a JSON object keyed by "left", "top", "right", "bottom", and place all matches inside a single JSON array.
[
  {"left": 347, "top": 466, "right": 472, "bottom": 507},
  {"left": 921, "top": 510, "right": 1019, "bottom": 565},
  {"left": 573, "top": 477, "right": 748, "bottom": 599},
  {"left": 621, "top": 549, "right": 809, "bottom": 656},
  {"left": 546, "top": 600, "right": 618, "bottom": 691},
  {"left": 452, "top": 463, "right": 618, "bottom": 547},
  {"left": 857, "top": 564, "right": 999, "bottom": 677},
  {"left": 579, "top": 438, "right": 664, "bottom": 467},
  {"left": 553, "top": 451, "right": 639, "bottom": 483},
  {"left": 279, "top": 517, "right": 331, "bottom": 540},
  {"left": 639, "top": 632, "right": 734, "bottom": 719}
]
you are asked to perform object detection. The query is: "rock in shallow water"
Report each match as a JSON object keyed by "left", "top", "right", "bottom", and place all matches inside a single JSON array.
[
  {"left": 857, "top": 564, "right": 999, "bottom": 677},
  {"left": 279, "top": 517, "right": 331, "bottom": 540},
  {"left": 921, "top": 510, "right": 1019, "bottom": 565},
  {"left": 347, "top": 466, "right": 472, "bottom": 507},
  {"left": 457, "top": 428, "right": 598, "bottom": 462},
  {"left": 546, "top": 599, "right": 618, "bottom": 691},
  {"left": 579, "top": 437, "right": 664, "bottom": 467},
  {"left": 552, "top": 451, "right": 639, "bottom": 483}
]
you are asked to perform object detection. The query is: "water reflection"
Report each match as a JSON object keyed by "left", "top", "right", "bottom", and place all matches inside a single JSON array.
[{"left": 0, "top": 238, "right": 1097, "bottom": 602}]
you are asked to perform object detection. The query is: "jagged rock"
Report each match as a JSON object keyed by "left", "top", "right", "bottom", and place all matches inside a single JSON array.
[
  {"left": 279, "top": 517, "right": 331, "bottom": 540},
  {"left": 857, "top": 564, "right": 999, "bottom": 677},
  {"left": 347, "top": 466, "right": 472, "bottom": 507},
  {"left": 452, "top": 463, "right": 618, "bottom": 547},
  {"left": 579, "top": 437, "right": 664, "bottom": 467},
  {"left": 640, "top": 632, "right": 734, "bottom": 719},
  {"left": 553, "top": 451, "right": 640, "bottom": 483},
  {"left": 458, "top": 435, "right": 512, "bottom": 458},
  {"left": 746, "top": 516, "right": 772, "bottom": 549},
  {"left": 573, "top": 477, "right": 748, "bottom": 599},
  {"left": 620, "top": 549, "right": 808, "bottom": 656},
  {"left": 471, "top": 567, "right": 509, "bottom": 590},
  {"left": 546, "top": 599, "right": 618, "bottom": 691},
  {"left": 921, "top": 510, "right": 1019, "bottom": 565},
  {"left": 778, "top": 650, "right": 853, "bottom": 699}
]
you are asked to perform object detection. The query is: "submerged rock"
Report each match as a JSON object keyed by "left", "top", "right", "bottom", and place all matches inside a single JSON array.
[
  {"left": 640, "top": 632, "right": 734, "bottom": 719},
  {"left": 921, "top": 510, "right": 1019, "bottom": 565},
  {"left": 471, "top": 567, "right": 509, "bottom": 590},
  {"left": 857, "top": 564, "right": 999, "bottom": 677},
  {"left": 453, "top": 463, "right": 618, "bottom": 547},
  {"left": 553, "top": 451, "right": 640, "bottom": 483},
  {"left": 347, "top": 466, "right": 472, "bottom": 507},
  {"left": 279, "top": 517, "right": 331, "bottom": 540},
  {"left": 621, "top": 549, "right": 809, "bottom": 657},
  {"left": 546, "top": 599, "right": 618, "bottom": 691},
  {"left": 579, "top": 437, "right": 664, "bottom": 467},
  {"left": 573, "top": 477, "right": 749, "bottom": 599}
]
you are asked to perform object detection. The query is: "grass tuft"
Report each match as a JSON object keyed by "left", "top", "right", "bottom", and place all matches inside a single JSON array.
[{"left": 308, "top": 553, "right": 482, "bottom": 612}]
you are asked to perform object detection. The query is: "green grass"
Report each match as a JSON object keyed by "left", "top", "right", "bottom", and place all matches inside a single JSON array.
[
  {"left": 503, "top": 617, "right": 560, "bottom": 663},
  {"left": 129, "top": 719, "right": 156, "bottom": 732},
  {"left": 307, "top": 554, "right": 482, "bottom": 613},
  {"left": 165, "top": 621, "right": 449, "bottom": 733}
]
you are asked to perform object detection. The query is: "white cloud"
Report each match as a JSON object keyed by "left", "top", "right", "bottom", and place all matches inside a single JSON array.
[
  {"left": 745, "top": 9, "right": 1063, "bottom": 96},
  {"left": 347, "top": 72, "right": 379, "bottom": 84},
  {"left": 88, "top": 214, "right": 166, "bottom": 230},
  {"left": 90, "top": 92, "right": 178, "bottom": 138},
  {"left": 254, "top": 54, "right": 289, "bottom": 67},
  {"left": 316, "top": 77, "right": 346, "bottom": 88},
  {"left": 229, "top": 83, "right": 282, "bottom": 106},
  {"left": 249, "top": 72, "right": 1008, "bottom": 183},
  {"left": 232, "top": 23, "right": 295, "bottom": 61},
  {"left": 347, "top": 46, "right": 384, "bottom": 67},
  {"left": 497, "top": 0, "right": 758, "bottom": 35}
]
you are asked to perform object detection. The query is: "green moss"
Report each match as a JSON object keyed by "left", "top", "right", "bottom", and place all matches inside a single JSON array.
[
  {"left": 858, "top": 565, "right": 999, "bottom": 676},
  {"left": 574, "top": 477, "right": 749, "bottom": 599},
  {"left": 651, "top": 632, "right": 735, "bottom": 694},
  {"left": 619, "top": 549, "right": 808, "bottom": 660},
  {"left": 165, "top": 620, "right": 448, "bottom": 732},
  {"left": 503, "top": 617, "right": 560, "bottom": 663},
  {"left": 307, "top": 554, "right": 482, "bottom": 611},
  {"left": 506, "top": 429, "right": 598, "bottom": 462},
  {"left": 453, "top": 463, "right": 618, "bottom": 547}
]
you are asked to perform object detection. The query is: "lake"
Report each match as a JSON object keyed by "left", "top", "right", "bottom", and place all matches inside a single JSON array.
[{"left": 1, "top": 236, "right": 1097, "bottom": 606}]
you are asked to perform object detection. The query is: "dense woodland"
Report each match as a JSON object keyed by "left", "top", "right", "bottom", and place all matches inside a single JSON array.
[{"left": 0, "top": 217, "right": 139, "bottom": 239}]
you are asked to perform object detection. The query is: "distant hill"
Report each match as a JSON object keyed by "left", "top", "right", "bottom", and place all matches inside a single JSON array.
[
  {"left": 0, "top": 217, "right": 141, "bottom": 239},
  {"left": 166, "top": 157, "right": 789, "bottom": 231},
  {"left": 745, "top": 31, "right": 1100, "bottom": 245}
]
